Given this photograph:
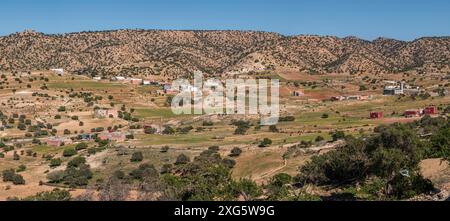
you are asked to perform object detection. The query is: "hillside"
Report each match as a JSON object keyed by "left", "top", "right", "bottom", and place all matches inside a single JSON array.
[{"left": 0, "top": 30, "right": 449, "bottom": 78}]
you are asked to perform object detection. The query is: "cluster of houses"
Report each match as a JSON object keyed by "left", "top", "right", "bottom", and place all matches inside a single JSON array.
[
  {"left": 93, "top": 76, "right": 176, "bottom": 95},
  {"left": 331, "top": 95, "right": 372, "bottom": 101},
  {"left": 404, "top": 106, "right": 438, "bottom": 118},
  {"left": 383, "top": 81, "right": 421, "bottom": 96},
  {"left": 370, "top": 106, "right": 438, "bottom": 119}
]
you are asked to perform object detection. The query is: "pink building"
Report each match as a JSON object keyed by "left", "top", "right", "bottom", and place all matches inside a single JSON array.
[
  {"left": 46, "top": 137, "right": 73, "bottom": 147},
  {"left": 98, "top": 132, "right": 127, "bottom": 142},
  {"left": 130, "top": 78, "right": 143, "bottom": 85}
]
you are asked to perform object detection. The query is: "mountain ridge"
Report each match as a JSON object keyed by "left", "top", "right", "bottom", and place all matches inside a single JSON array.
[{"left": 1, "top": 29, "right": 449, "bottom": 77}]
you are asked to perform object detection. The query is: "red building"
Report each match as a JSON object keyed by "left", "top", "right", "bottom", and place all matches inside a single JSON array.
[
  {"left": 423, "top": 106, "right": 438, "bottom": 115},
  {"left": 404, "top": 109, "right": 422, "bottom": 118},
  {"left": 370, "top": 112, "right": 383, "bottom": 119}
]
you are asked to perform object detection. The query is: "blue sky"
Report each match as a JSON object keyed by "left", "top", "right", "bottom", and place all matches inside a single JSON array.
[{"left": 1, "top": 0, "right": 449, "bottom": 40}]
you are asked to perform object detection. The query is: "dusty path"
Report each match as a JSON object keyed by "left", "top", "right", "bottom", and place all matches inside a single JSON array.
[{"left": 257, "top": 159, "right": 288, "bottom": 181}]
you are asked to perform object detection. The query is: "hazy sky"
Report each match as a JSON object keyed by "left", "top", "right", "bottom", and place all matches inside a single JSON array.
[{"left": 1, "top": 0, "right": 449, "bottom": 40}]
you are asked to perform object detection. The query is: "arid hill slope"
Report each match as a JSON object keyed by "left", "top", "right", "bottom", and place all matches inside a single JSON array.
[{"left": 0, "top": 30, "right": 449, "bottom": 78}]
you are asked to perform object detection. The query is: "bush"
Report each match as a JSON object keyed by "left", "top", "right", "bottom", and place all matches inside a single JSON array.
[
  {"left": 266, "top": 173, "right": 292, "bottom": 200},
  {"left": 233, "top": 120, "right": 251, "bottom": 135},
  {"left": 67, "top": 157, "right": 86, "bottom": 168},
  {"left": 75, "top": 142, "right": 88, "bottom": 151},
  {"left": 130, "top": 164, "right": 158, "bottom": 180},
  {"left": 279, "top": 116, "right": 295, "bottom": 122},
  {"left": 315, "top": 136, "right": 325, "bottom": 142},
  {"left": 331, "top": 130, "right": 346, "bottom": 141},
  {"left": 162, "top": 126, "right": 175, "bottom": 135},
  {"left": 177, "top": 126, "right": 194, "bottom": 134},
  {"left": 160, "top": 164, "right": 173, "bottom": 174},
  {"left": 63, "top": 148, "right": 77, "bottom": 157},
  {"left": 49, "top": 158, "right": 63, "bottom": 168},
  {"left": 160, "top": 146, "right": 170, "bottom": 153},
  {"left": 222, "top": 158, "right": 236, "bottom": 168},
  {"left": 428, "top": 126, "right": 450, "bottom": 159},
  {"left": 229, "top": 147, "right": 242, "bottom": 157},
  {"left": 2, "top": 169, "right": 16, "bottom": 182},
  {"left": 2, "top": 169, "right": 25, "bottom": 185},
  {"left": 269, "top": 125, "right": 279, "bottom": 133},
  {"left": 87, "top": 148, "right": 97, "bottom": 155},
  {"left": 11, "top": 174, "right": 25, "bottom": 185},
  {"left": 208, "top": 146, "right": 220, "bottom": 152},
  {"left": 13, "top": 152, "right": 20, "bottom": 160},
  {"left": 228, "top": 179, "right": 262, "bottom": 200},
  {"left": 387, "top": 174, "right": 434, "bottom": 199},
  {"left": 144, "top": 127, "right": 157, "bottom": 134},
  {"left": 297, "top": 139, "right": 369, "bottom": 185},
  {"left": 47, "top": 171, "right": 65, "bottom": 183},
  {"left": 63, "top": 163, "right": 93, "bottom": 187},
  {"left": 175, "top": 154, "right": 190, "bottom": 165},
  {"left": 113, "top": 170, "right": 125, "bottom": 179},
  {"left": 21, "top": 189, "right": 71, "bottom": 201},
  {"left": 202, "top": 121, "right": 214, "bottom": 126},
  {"left": 130, "top": 151, "right": 144, "bottom": 162},
  {"left": 258, "top": 138, "right": 272, "bottom": 148},
  {"left": 16, "top": 165, "right": 26, "bottom": 172}
]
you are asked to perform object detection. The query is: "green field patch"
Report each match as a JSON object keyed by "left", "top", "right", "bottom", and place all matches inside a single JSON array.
[{"left": 48, "top": 81, "right": 125, "bottom": 90}]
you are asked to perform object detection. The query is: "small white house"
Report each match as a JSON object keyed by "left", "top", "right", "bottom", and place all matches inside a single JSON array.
[{"left": 50, "top": 68, "right": 64, "bottom": 75}]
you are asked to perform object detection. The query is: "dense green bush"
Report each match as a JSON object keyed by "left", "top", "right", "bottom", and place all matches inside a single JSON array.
[
  {"left": 130, "top": 163, "right": 158, "bottom": 180},
  {"left": 296, "top": 119, "right": 450, "bottom": 200},
  {"left": 63, "top": 148, "right": 77, "bottom": 157},
  {"left": 49, "top": 158, "right": 62, "bottom": 168},
  {"left": 75, "top": 142, "right": 88, "bottom": 151}
]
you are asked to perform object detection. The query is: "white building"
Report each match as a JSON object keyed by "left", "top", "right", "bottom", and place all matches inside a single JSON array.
[{"left": 50, "top": 68, "right": 64, "bottom": 75}]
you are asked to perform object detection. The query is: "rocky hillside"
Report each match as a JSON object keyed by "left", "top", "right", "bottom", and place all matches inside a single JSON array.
[{"left": 0, "top": 30, "right": 449, "bottom": 78}]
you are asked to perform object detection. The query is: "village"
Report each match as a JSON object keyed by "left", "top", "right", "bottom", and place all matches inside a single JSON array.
[{"left": 0, "top": 67, "right": 449, "bottom": 201}]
